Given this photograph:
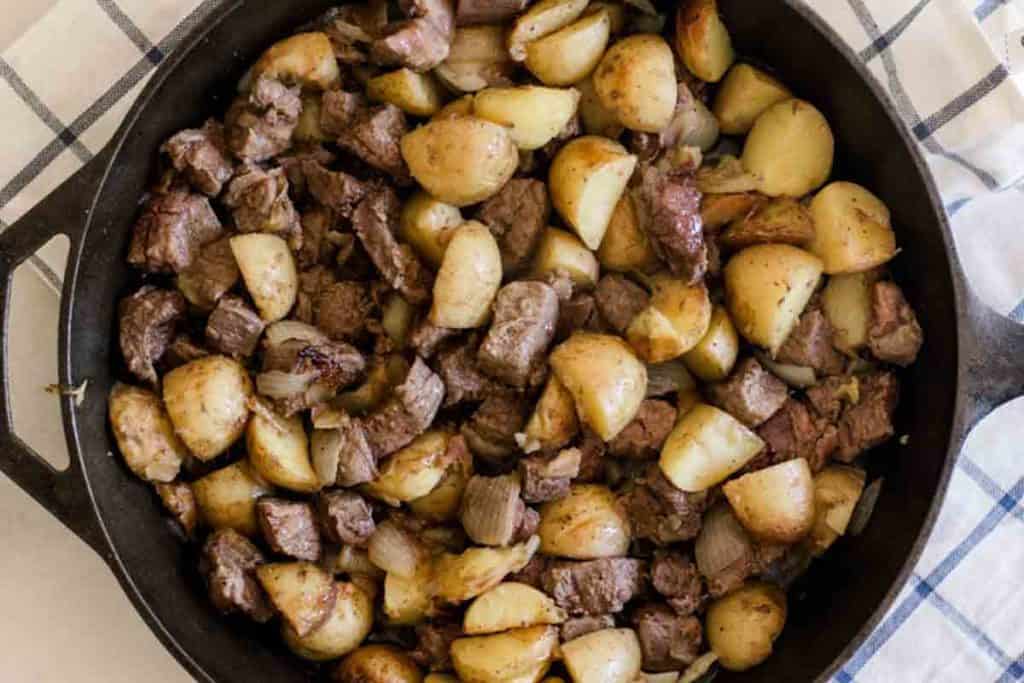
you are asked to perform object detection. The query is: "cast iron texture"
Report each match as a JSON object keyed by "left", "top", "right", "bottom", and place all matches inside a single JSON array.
[{"left": 0, "top": 1, "right": 1021, "bottom": 681}]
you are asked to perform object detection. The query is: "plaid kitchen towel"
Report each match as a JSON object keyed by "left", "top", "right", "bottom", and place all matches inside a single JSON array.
[{"left": 1, "top": 1, "right": 1023, "bottom": 682}]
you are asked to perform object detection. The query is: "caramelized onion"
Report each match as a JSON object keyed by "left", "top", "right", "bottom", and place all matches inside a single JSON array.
[
  {"left": 646, "top": 360, "right": 697, "bottom": 397},
  {"left": 696, "top": 504, "right": 753, "bottom": 578},
  {"left": 460, "top": 474, "right": 524, "bottom": 547},
  {"left": 367, "top": 520, "right": 427, "bottom": 579},
  {"left": 264, "top": 320, "right": 328, "bottom": 347}
]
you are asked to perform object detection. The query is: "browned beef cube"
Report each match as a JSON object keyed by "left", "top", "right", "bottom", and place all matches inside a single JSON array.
[
  {"left": 303, "top": 159, "right": 368, "bottom": 219},
  {"left": 836, "top": 371, "right": 899, "bottom": 462},
  {"left": 162, "top": 119, "right": 234, "bottom": 196},
  {"left": 595, "top": 274, "right": 650, "bottom": 334},
  {"left": 313, "top": 412, "right": 379, "bottom": 487},
  {"left": 295, "top": 265, "right": 339, "bottom": 324},
  {"left": 223, "top": 165, "right": 301, "bottom": 249},
  {"left": 278, "top": 144, "right": 337, "bottom": 201},
  {"left": 455, "top": 0, "right": 528, "bottom": 25},
  {"left": 477, "top": 179, "right": 550, "bottom": 274},
  {"left": 316, "top": 281, "right": 373, "bottom": 341},
  {"left": 409, "top": 318, "right": 458, "bottom": 358},
  {"left": 575, "top": 429, "right": 607, "bottom": 483},
  {"left": 561, "top": 615, "right": 616, "bottom": 642},
  {"left": 706, "top": 555, "right": 755, "bottom": 598},
  {"left": 163, "top": 334, "right": 209, "bottom": 370},
  {"left": 362, "top": 357, "right": 445, "bottom": 458},
  {"left": 708, "top": 357, "right": 788, "bottom": 428},
  {"left": 155, "top": 482, "right": 198, "bottom": 536},
  {"left": 118, "top": 285, "right": 187, "bottom": 385},
  {"left": 650, "top": 551, "right": 705, "bottom": 617},
  {"left": 461, "top": 395, "right": 529, "bottom": 462},
  {"left": 633, "top": 604, "right": 702, "bottom": 671},
  {"left": 806, "top": 375, "right": 859, "bottom": 422},
  {"left": 256, "top": 498, "right": 322, "bottom": 561},
  {"left": 297, "top": 206, "right": 344, "bottom": 269},
  {"left": 371, "top": 0, "right": 454, "bottom": 71},
  {"left": 201, "top": 529, "right": 273, "bottom": 622},
  {"left": 607, "top": 399, "right": 677, "bottom": 459},
  {"left": 176, "top": 237, "right": 240, "bottom": 311},
  {"left": 776, "top": 305, "right": 846, "bottom": 376},
  {"left": 259, "top": 339, "right": 366, "bottom": 416},
  {"left": 868, "top": 282, "right": 923, "bottom": 366},
  {"left": 520, "top": 448, "right": 582, "bottom": 503},
  {"left": 621, "top": 464, "right": 708, "bottom": 545},
  {"left": 513, "top": 506, "right": 540, "bottom": 543},
  {"left": 337, "top": 104, "right": 410, "bottom": 182},
  {"left": 509, "top": 555, "right": 549, "bottom": 589},
  {"left": 352, "top": 185, "right": 433, "bottom": 304},
  {"left": 634, "top": 165, "right": 707, "bottom": 284},
  {"left": 756, "top": 399, "right": 838, "bottom": 472},
  {"left": 317, "top": 490, "right": 376, "bottom": 546},
  {"left": 320, "top": 90, "right": 368, "bottom": 136},
  {"left": 128, "top": 190, "right": 224, "bottom": 273},
  {"left": 478, "top": 282, "right": 559, "bottom": 387},
  {"left": 556, "top": 292, "right": 604, "bottom": 341},
  {"left": 542, "top": 558, "right": 647, "bottom": 617},
  {"left": 436, "top": 339, "right": 512, "bottom": 406},
  {"left": 225, "top": 76, "right": 302, "bottom": 163},
  {"left": 410, "top": 622, "right": 463, "bottom": 672},
  {"left": 206, "top": 295, "right": 265, "bottom": 358}
]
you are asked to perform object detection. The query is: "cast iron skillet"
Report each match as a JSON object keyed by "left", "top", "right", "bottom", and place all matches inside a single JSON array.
[{"left": 1, "top": 1, "right": 1022, "bottom": 680}]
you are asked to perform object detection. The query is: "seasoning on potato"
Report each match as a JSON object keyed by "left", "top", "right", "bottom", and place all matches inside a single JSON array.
[
  {"left": 594, "top": 33, "right": 678, "bottom": 132},
  {"left": 741, "top": 98, "right": 835, "bottom": 197}
]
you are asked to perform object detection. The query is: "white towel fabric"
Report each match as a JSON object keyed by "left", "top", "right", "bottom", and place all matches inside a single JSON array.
[{"left": 0, "top": 1, "right": 1022, "bottom": 681}]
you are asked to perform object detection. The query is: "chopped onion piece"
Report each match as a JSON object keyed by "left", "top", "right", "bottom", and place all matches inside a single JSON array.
[
  {"left": 256, "top": 369, "right": 315, "bottom": 399},
  {"left": 848, "top": 477, "right": 883, "bottom": 537},
  {"left": 646, "top": 360, "right": 697, "bottom": 397},
  {"left": 368, "top": 521, "right": 426, "bottom": 579},
  {"left": 695, "top": 504, "right": 753, "bottom": 578},
  {"left": 757, "top": 352, "right": 816, "bottom": 389},
  {"left": 264, "top": 320, "right": 328, "bottom": 347},
  {"left": 679, "top": 652, "right": 720, "bottom": 683}
]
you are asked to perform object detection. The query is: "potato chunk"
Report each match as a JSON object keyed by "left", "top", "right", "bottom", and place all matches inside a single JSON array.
[
  {"left": 108, "top": 383, "right": 188, "bottom": 482},
  {"left": 362, "top": 430, "right": 452, "bottom": 506},
  {"left": 821, "top": 269, "right": 883, "bottom": 352},
  {"left": 713, "top": 63, "right": 792, "bottom": 135},
  {"left": 808, "top": 465, "right": 867, "bottom": 555},
  {"left": 230, "top": 233, "right": 298, "bottom": 324},
  {"left": 682, "top": 305, "right": 739, "bottom": 382},
  {"left": 659, "top": 403, "right": 764, "bottom": 492},
  {"left": 430, "top": 221, "right": 503, "bottom": 328},
  {"left": 247, "top": 405, "right": 318, "bottom": 493},
  {"left": 257, "top": 562, "right": 338, "bottom": 637},
  {"left": 508, "top": 0, "right": 591, "bottom": 61},
  {"left": 399, "top": 191, "right": 463, "bottom": 268},
  {"left": 627, "top": 277, "right": 712, "bottom": 364},
  {"left": 473, "top": 86, "right": 581, "bottom": 150},
  {"left": 741, "top": 99, "right": 834, "bottom": 198},
  {"left": 193, "top": 461, "right": 273, "bottom": 537},
  {"left": 464, "top": 582, "right": 567, "bottom": 635},
  {"left": 723, "top": 459, "right": 816, "bottom": 543},
  {"left": 284, "top": 582, "right": 374, "bottom": 661},
  {"left": 675, "top": 0, "right": 735, "bottom": 83},
  {"left": 594, "top": 34, "right": 678, "bottom": 132},
  {"left": 367, "top": 68, "right": 446, "bottom": 117},
  {"left": 163, "top": 355, "right": 252, "bottom": 461},
  {"left": 538, "top": 484, "right": 631, "bottom": 559},
  {"left": 452, "top": 625, "right": 558, "bottom": 683},
  {"left": 808, "top": 182, "right": 897, "bottom": 274},
  {"left": 250, "top": 32, "right": 340, "bottom": 91},
  {"left": 562, "top": 628, "right": 642, "bottom": 683},
  {"left": 706, "top": 583, "right": 787, "bottom": 671},
  {"left": 531, "top": 227, "right": 600, "bottom": 287}
]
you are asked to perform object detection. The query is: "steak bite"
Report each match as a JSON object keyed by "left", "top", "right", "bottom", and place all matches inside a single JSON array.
[
  {"left": 436, "top": 338, "right": 512, "bottom": 406},
  {"left": 621, "top": 463, "right": 708, "bottom": 545},
  {"left": 118, "top": 286, "right": 187, "bottom": 385},
  {"left": 162, "top": 119, "right": 234, "bottom": 196},
  {"left": 361, "top": 357, "right": 445, "bottom": 458},
  {"left": 155, "top": 482, "right": 199, "bottom": 536},
  {"left": 707, "top": 357, "right": 788, "bottom": 428},
  {"left": 454, "top": 0, "right": 529, "bottom": 25},
  {"left": 478, "top": 281, "right": 559, "bottom": 387},
  {"left": 755, "top": 398, "right": 838, "bottom": 472},
  {"left": 409, "top": 318, "right": 458, "bottom": 359},
  {"left": 520, "top": 448, "right": 583, "bottom": 504},
  {"left": 352, "top": 185, "right": 433, "bottom": 304},
  {"left": 595, "top": 274, "right": 651, "bottom": 335},
  {"left": 775, "top": 304, "right": 846, "bottom": 376},
  {"left": 633, "top": 604, "right": 703, "bottom": 671},
  {"left": 317, "top": 490, "right": 376, "bottom": 546},
  {"left": 476, "top": 178, "right": 551, "bottom": 275},
  {"left": 259, "top": 338, "right": 367, "bottom": 416},
  {"left": 225, "top": 76, "right": 302, "bottom": 163},
  {"left": 634, "top": 165, "right": 707, "bottom": 284},
  {"left": 650, "top": 551, "right": 706, "bottom": 617},
  {"left": 316, "top": 281, "right": 374, "bottom": 341},
  {"left": 176, "top": 237, "right": 240, "bottom": 311},
  {"left": 607, "top": 399, "right": 678, "bottom": 459},
  {"left": 201, "top": 529, "right": 274, "bottom": 622},
  {"left": 205, "top": 294, "right": 265, "bottom": 358},
  {"left": 371, "top": 0, "right": 455, "bottom": 71},
  {"left": 541, "top": 558, "right": 647, "bottom": 617},
  {"left": 222, "top": 165, "right": 301, "bottom": 249},
  {"left": 337, "top": 104, "right": 411, "bottom": 182},
  {"left": 128, "top": 191, "right": 224, "bottom": 273},
  {"left": 560, "top": 615, "right": 616, "bottom": 642},
  {"left": 461, "top": 395, "right": 530, "bottom": 462},
  {"left": 836, "top": 371, "right": 899, "bottom": 462},
  {"left": 257, "top": 498, "right": 322, "bottom": 561},
  {"left": 303, "top": 159, "right": 368, "bottom": 218},
  {"left": 868, "top": 282, "right": 923, "bottom": 366}
]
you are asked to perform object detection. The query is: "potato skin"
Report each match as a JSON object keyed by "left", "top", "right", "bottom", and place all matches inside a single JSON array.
[
  {"left": 430, "top": 221, "right": 503, "bottom": 328},
  {"left": 682, "top": 305, "right": 739, "bottom": 382},
  {"left": 285, "top": 582, "right": 374, "bottom": 661},
  {"left": 713, "top": 63, "right": 792, "bottom": 135},
  {"left": 723, "top": 459, "right": 816, "bottom": 544},
  {"left": 192, "top": 461, "right": 273, "bottom": 536},
  {"left": 594, "top": 34, "right": 678, "bottom": 132},
  {"left": 538, "top": 484, "right": 632, "bottom": 559},
  {"left": 808, "top": 182, "right": 897, "bottom": 274},
  {"left": 741, "top": 99, "right": 834, "bottom": 198},
  {"left": 627, "top": 277, "right": 712, "bottom": 364},
  {"left": 247, "top": 408, "right": 319, "bottom": 493},
  {"left": 399, "top": 192, "right": 463, "bottom": 268},
  {"left": 597, "top": 193, "right": 660, "bottom": 273},
  {"left": 251, "top": 32, "right": 341, "bottom": 91},
  {"left": 675, "top": 0, "right": 735, "bottom": 83},
  {"left": 525, "top": 10, "right": 611, "bottom": 86},
  {"left": 401, "top": 117, "right": 518, "bottom": 207},
  {"left": 706, "top": 582, "right": 787, "bottom": 671},
  {"left": 531, "top": 227, "right": 600, "bottom": 287},
  {"left": 163, "top": 355, "right": 253, "bottom": 461},
  {"left": 550, "top": 333, "right": 648, "bottom": 441},
  {"left": 109, "top": 383, "right": 188, "bottom": 482},
  {"left": 334, "top": 644, "right": 423, "bottom": 683}
]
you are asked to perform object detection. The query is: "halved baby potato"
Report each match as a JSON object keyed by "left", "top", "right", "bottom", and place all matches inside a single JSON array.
[
  {"left": 675, "top": 0, "right": 735, "bottom": 83},
  {"left": 508, "top": 0, "right": 591, "bottom": 61},
  {"left": 538, "top": 484, "right": 632, "bottom": 559},
  {"left": 706, "top": 582, "right": 787, "bottom": 672},
  {"left": 561, "top": 628, "right": 643, "bottom": 683},
  {"left": 249, "top": 32, "right": 340, "bottom": 91},
  {"left": 741, "top": 99, "right": 834, "bottom": 198},
  {"left": 247, "top": 401, "right": 319, "bottom": 493},
  {"left": 384, "top": 566, "right": 433, "bottom": 625},
  {"left": 433, "top": 536, "right": 540, "bottom": 604},
  {"left": 821, "top": 269, "right": 883, "bottom": 352},
  {"left": 523, "top": 375, "right": 580, "bottom": 452},
  {"left": 525, "top": 10, "right": 611, "bottom": 86},
  {"left": 451, "top": 625, "right": 559, "bottom": 683},
  {"left": 163, "top": 355, "right": 253, "bottom": 461},
  {"left": 430, "top": 221, "right": 503, "bottom": 328},
  {"left": 682, "top": 304, "right": 740, "bottom": 382},
  {"left": 627, "top": 277, "right": 712, "bottom": 364},
  {"left": 723, "top": 458, "right": 816, "bottom": 544},
  {"left": 723, "top": 244, "right": 823, "bottom": 355},
  {"left": 193, "top": 460, "right": 273, "bottom": 537},
  {"left": 230, "top": 233, "right": 298, "bottom": 323},
  {"left": 108, "top": 383, "right": 188, "bottom": 483},
  {"left": 808, "top": 465, "right": 867, "bottom": 555},
  {"left": 808, "top": 182, "right": 897, "bottom": 274},
  {"left": 549, "top": 136, "right": 638, "bottom": 250},
  {"left": 593, "top": 34, "right": 678, "bottom": 132},
  {"left": 367, "top": 68, "right": 446, "bottom": 117},
  {"left": 362, "top": 430, "right": 452, "bottom": 506},
  {"left": 719, "top": 198, "right": 815, "bottom": 251},
  {"left": 713, "top": 63, "right": 792, "bottom": 135},
  {"left": 659, "top": 403, "right": 764, "bottom": 492},
  {"left": 257, "top": 562, "right": 338, "bottom": 638},
  {"left": 531, "top": 227, "right": 600, "bottom": 287},
  {"left": 577, "top": 75, "right": 624, "bottom": 139},
  {"left": 284, "top": 581, "right": 374, "bottom": 661},
  {"left": 335, "top": 644, "right": 424, "bottom": 683},
  {"left": 464, "top": 582, "right": 567, "bottom": 635},
  {"left": 399, "top": 191, "right": 463, "bottom": 268},
  {"left": 550, "top": 333, "right": 648, "bottom": 441},
  {"left": 473, "top": 86, "right": 581, "bottom": 150},
  {"left": 597, "top": 193, "right": 661, "bottom": 274}
]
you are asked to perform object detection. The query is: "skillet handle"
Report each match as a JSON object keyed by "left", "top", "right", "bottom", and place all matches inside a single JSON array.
[
  {"left": 0, "top": 145, "right": 115, "bottom": 558},
  {"left": 958, "top": 287, "right": 1024, "bottom": 435}
]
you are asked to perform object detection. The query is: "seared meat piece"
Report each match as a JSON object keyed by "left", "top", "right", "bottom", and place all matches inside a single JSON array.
[
  {"left": 520, "top": 448, "right": 583, "bottom": 504},
  {"left": 259, "top": 339, "right": 367, "bottom": 415},
  {"left": 806, "top": 375, "right": 860, "bottom": 422},
  {"left": 556, "top": 292, "right": 604, "bottom": 341},
  {"left": 316, "top": 281, "right": 373, "bottom": 341},
  {"left": 119, "top": 286, "right": 187, "bottom": 385},
  {"left": 409, "top": 318, "right": 458, "bottom": 359},
  {"left": 513, "top": 506, "right": 540, "bottom": 543},
  {"left": 461, "top": 395, "right": 529, "bottom": 462},
  {"left": 320, "top": 2, "right": 388, "bottom": 65},
  {"left": 337, "top": 104, "right": 411, "bottom": 182},
  {"left": 561, "top": 615, "right": 616, "bottom": 642},
  {"left": 509, "top": 555, "right": 549, "bottom": 589},
  {"left": 314, "top": 412, "right": 379, "bottom": 487},
  {"left": 163, "top": 334, "right": 209, "bottom": 370},
  {"left": 436, "top": 338, "right": 512, "bottom": 406},
  {"left": 303, "top": 160, "right": 368, "bottom": 218},
  {"left": 317, "top": 490, "right": 376, "bottom": 546},
  {"left": 256, "top": 498, "right": 322, "bottom": 561},
  {"left": 371, "top": 0, "right": 455, "bottom": 71},
  {"left": 650, "top": 551, "right": 705, "bottom": 616},
  {"left": 411, "top": 622, "right": 462, "bottom": 672},
  {"left": 206, "top": 295, "right": 265, "bottom": 358},
  {"left": 297, "top": 206, "right": 345, "bottom": 269},
  {"left": 633, "top": 604, "right": 702, "bottom": 671},
  {"left": 621, "top": 464, "right": 708, "bottom": 545},
  {"left": 575, "top": 429, "right": 607, "bottom": 483},
  {"left": 634, "top": 165, "right": 707, "bottom": 284},
  {"left": 225, "top": 76, "right": 302, "bottom": 162},
  {"left": 478, "top": 282, "right": 559, "bottom": 387},
  {"left": 295, "top": 265, "right": 339, "bottom": 324},
  {"left": 162, "top": 119, "right": 234, "bottom": 196},
  {"left": 128, "top": 190, "right": 224, "bottom": 273},
  {"left": 707, "top": 357, "right": 788, "bottom": 428},
  {"left": 155, "top": 482, "right": 199, "bottom": 536},
  {"left": 320, "top": 90, "right": 368, "bottom": 136},
  {"left": 756, "top": 399, "right": 838, "bottom": 472},
  {"left": 607, "top": 399, "right": 677, "bottom": 459},
  {"left": 277, "top": 144, "right": 337, "bottom": 200},
  {"left": 776, "top": 304, "right": 846, "bottom": 376},
  {"left": 868, "top": 282, "right": 923, "bottom": 366},
  {"left": 176, "top": 237, "right": 239, "bottom": 311},
  {"left": 542, "top": 558, "right": 647, "bottom": 617},
  {"left": 201, "top": 529, "right": 273, "bottom": 622},
  {"left": 595, "top": 274, "right": 650, "bottom": 335},
  {"left": 476, "top": 179, "right": 550, "bottom": 275},
  {"left": 352, "top": 186, "right": 433, "bottom": 304},
  {"left": 223, "top": 165, "right": 301, "bottom": 249},
  {"left": 455, "top": 0, "right": 528, "bottom": 25},
  {"left": 362, "top": 357, "right": 445, "bottom": 458},
  {"left": 836, "top": 371, "right": 899, "bottom": 462}
]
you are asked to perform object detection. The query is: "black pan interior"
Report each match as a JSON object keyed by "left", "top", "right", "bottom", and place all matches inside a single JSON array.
[{"left": 64, "top": 1, "right": 958, "bottom": 681}]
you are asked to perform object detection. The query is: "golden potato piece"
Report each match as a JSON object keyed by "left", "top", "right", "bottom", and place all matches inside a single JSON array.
[
  {"left": 550, "top": 333, "right": 648, "bottom": 441},
  {"left": 700, "top": 192, "right": 764, "bottom": 230},
  {"left": 741, "top": 99, "right": 834, "bottom": 198},
  {"left": 433, "top": 94, "right": 476, "bottom": 120},
  {"left": 659, "top": 403, "right": 764, "bottom": 492},
  {"left": 295, "top": 94, "right": 328, "bottom": 143},
  {"left": 723, "top": 244, "right": 824, "bottom": 355},
  {"left": 594, "top": 34, "right": 678, "bottom": 132},
  {"left": 719, "top": 197, "right": 816, "bottom": 250},
  {"left": 257, "top": 562, "right": 338, "bottom": 638},
  {"left": 362, "top": 430, "right": 452, "bottom": 506},
  {"left": 561, "top": 628, "right": 643, "bottom": 683},
  {"left": 433, "top": 536, "right": 540, "bottom": 604},
  {"left": 539, "top": 484, "right": 631, "bottom": 559},
  {"left": 706, "top": 582, "right": 787, "bottom": 672},
  {"left": 549, "top": 136, "right": 638, "bottom": 250},
  {"left": 808, "top": 182, "right": 897, "bottom": 274},
  {"left": 436, "top": 25, "right": 516, "bottom": 94},
  {"left": 451, "top": 625, "right": 558, "bottom": 683},
  {"left": 723, "top": 459, "right": 816, "bottom": 543},
  {"left": 508, "top": 0, "right": 590, "bottom": 61},
  {"left": 808, "top": 465, "right": 867, "bottom": 556},
  {"left": 525, "top": 10, "right": 611, "bottom": 87},
  {"left": 401, "top": 116, "right": 518, "bottom": 207},
  {"left": 284, "top": 582, "right": 373, "bottom": 661},
  {"left": 367, "top": 68, "right": 446, "bottom": 117},
  {"left": 384, "top": 567, "right": 433, "bottom": 625},
  {"left": 576, "top": 75, "right": 624, "bottom": 138},
  {"left": 597, "top": 192, "right": 661, "bottom": 273},
  {"left": 192, "top": 460, "right": 272, "bottom": 537},
  {"left": 675, "top": 0, "right": 735, "bottom": 82},
  {"left": 399, "top": 191, "right": 463, "bottom": 268},
  {"left": 627, "top": 277, "right": 712, "bottom": 364},
  {"left": 464, "top": 582, "right": 567, "bottom": 635},
  {"left": 163, "top": 355, "right": 252, "bottom": 461},
  {"left": 821, "top": 269, "right": 883, "bottom": 352},
  {"left": 335, "top": 644, "right": 424, "bottom": 683},
  {"left": 430, "top": 221, "right": 503, "bottom": 328},
  {"left": 108, "top": 383, "right": 188, "bottom": 483},
  {"left": 247, "top": 404, "right": 318, "bottom": 493},
  {"left": 713, "top": 63, "right": 792, "bottom": 135},
  {"left": 523, "top": 375, "right": 580, "bottom": 452},
  {"left": 531, "top": 227, "right": 600, "bottom": 287},
  {"left": 230, "top": 233, "right": 298, "bottom": 323},
  {"left": 682, "top": 305, "right": 739, "bottom": 382},
  {"left": 250, "top": 32, "right": 340, "bottom": 91},
  {"left": 473, "top": 86, "right": 581, "bottom": 150}
]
